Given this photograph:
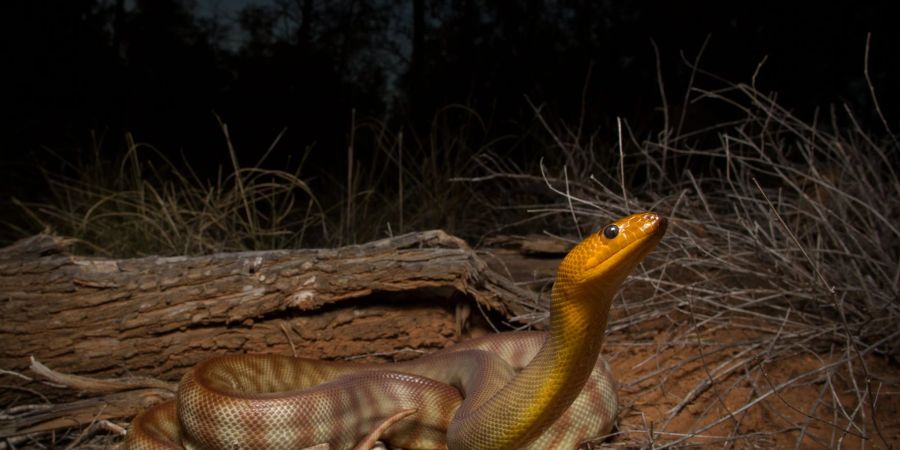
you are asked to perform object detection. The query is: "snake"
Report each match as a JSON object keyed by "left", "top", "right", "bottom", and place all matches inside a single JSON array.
[{"left": 124, "top": 212, "right": 666, "bottom": 450}]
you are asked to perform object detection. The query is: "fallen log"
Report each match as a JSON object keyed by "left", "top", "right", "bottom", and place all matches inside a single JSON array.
[{"left": 0, "top": 230, "right": 540, "bottom": 389}]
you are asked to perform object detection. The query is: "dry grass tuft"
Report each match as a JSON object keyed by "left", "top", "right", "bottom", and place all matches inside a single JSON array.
[
  {"left": 12, "top": 127, "right": 325, "bottom": 256},
  {"left": 8, "top": 107, "right": 503, "bottom": 256}
]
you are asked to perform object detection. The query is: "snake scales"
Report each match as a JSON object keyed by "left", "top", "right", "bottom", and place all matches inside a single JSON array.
[{"left": 124, "top": 212, "right": 666, "bottom": 449}]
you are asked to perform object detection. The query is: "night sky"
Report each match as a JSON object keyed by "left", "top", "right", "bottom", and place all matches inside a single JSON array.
[{"left": 3, "top": 1, "right": 899, "bottom": 198}]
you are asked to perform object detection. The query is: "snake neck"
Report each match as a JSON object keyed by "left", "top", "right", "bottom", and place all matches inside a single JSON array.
[
  {"left": 545, "top": 292, "right": 608, "bottom": 376},
  {"left": 517, "top": 277, "right": 616, "bottom": 441},
  {"left": 447, "top": 276, "right": 616, "bottom": 450}
]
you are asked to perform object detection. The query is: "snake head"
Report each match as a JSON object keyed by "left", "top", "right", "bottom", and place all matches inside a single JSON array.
[{"left": 557, "top": 212, "right": 667, "bottom": 303}]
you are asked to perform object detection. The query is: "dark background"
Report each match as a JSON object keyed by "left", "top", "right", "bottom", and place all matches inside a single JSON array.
[{"left": 3, "top": 0, "right": 898, "bottom": 198}]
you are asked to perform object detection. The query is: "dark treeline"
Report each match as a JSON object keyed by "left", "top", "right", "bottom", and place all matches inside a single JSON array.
[{"left": 4, "top": 0, "right": 899, "bottom": 173}]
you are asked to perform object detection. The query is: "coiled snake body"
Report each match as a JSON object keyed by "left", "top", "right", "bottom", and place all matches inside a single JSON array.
[{"left": 125, "top": 212, "right": 666, "bottom": 450}]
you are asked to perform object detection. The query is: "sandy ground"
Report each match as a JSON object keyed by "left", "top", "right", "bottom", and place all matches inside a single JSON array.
[{"left": 601, "top": 317, "right": 899, "bottom": 449}]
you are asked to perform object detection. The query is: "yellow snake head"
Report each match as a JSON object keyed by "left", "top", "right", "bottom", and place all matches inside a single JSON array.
[
  {"left": 556, "top": 212, "right": 666, "bottom": 309},
  {"left": 552, "top": 212, "right": 667, "bottom": 333}
]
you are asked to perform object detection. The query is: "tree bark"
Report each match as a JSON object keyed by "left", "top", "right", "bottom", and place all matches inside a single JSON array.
[{"left": 0, "top": 230, "right": 540, "bottom": 385}]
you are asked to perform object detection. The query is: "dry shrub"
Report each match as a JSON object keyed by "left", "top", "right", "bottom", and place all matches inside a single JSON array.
[{"left": 464, "top": 79, "right": 898, "bottom": 447}]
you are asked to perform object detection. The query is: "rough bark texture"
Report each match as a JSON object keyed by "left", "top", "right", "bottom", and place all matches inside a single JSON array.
[{"left": 0, "top": 231, "right": 540, "bottom": 386}]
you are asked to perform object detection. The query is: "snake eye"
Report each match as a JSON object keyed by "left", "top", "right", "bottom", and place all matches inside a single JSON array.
[{"left": 602, "top": 224, "right": 619, "bottom": 239}]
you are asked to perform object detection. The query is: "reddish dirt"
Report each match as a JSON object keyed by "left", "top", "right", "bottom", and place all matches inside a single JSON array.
[{"left": 601, "top": 319, "right": 899, "bottom": 449}]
